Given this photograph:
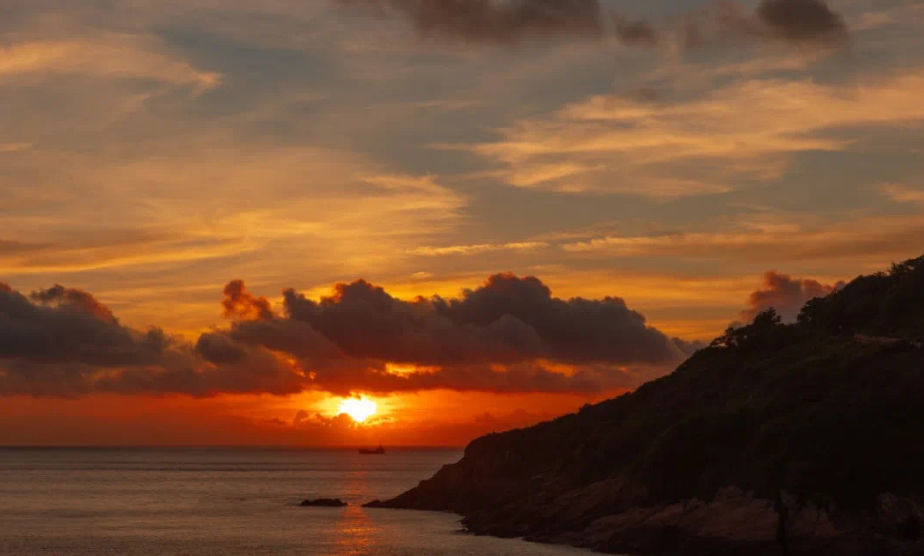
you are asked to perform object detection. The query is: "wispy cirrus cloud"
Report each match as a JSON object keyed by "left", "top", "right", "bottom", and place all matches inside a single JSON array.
[
  {"left": 880, "top": 183, "right": 924, "bottom": 204},
  {"left": 561, "top": 213, "right": 924, "bottom": 265},
  {"left": 0, "top": 37, "right": 221, "bottom": 91},
  {"left": 0, "top": 142, "right": 31, "bottom": 152},
  {"left": 452, "top": 68, "right": 924, "bottom": 198},
  {"left": 410, "top": 241, "right": 548, "bottom": 257}
]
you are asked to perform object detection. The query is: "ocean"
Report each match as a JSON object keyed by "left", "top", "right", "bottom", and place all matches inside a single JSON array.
[{"left": 0, "top": 447, "right": 589, "bottom": 556}]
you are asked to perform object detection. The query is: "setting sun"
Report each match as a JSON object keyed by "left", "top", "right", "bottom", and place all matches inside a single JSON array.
[{"left": 338, "top": 397, "right": 377, "bottom": 423}]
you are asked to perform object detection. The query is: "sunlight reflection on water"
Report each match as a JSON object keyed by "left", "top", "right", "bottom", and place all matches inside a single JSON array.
[{"left": 0, "top": 448, "right": 593, "bottom": 556}]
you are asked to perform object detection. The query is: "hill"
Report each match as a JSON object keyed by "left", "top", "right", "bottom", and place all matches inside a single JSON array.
[{"left": 366, "top": 255, "right": 924, "bottom": 556}]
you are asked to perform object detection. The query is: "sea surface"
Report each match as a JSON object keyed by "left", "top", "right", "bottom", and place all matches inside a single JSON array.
[{"left": 0, "top": 447, "right": 590, "bottom": 556}]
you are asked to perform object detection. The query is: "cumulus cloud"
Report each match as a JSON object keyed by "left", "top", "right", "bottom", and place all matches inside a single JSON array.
[
  {"left": 221, "top": 280, "right": 273, "bottom": 321},
  {"left": 741, "top": 270, "right": 844, "bottom": 322},
  {"left": 0, "top": 282, "right": 304, "bottom": 397},
  {"left": 1, "top": 274, "right": 689, "bottom": 398},
  {"left": 1, "top": 283, "right": 167, "bottom": 367},
  {"left": 30, "top": 284, "right": 117, "bottom": 323},
  {"left": 280, "top": 273, "right": 684, "bottom": 366}
]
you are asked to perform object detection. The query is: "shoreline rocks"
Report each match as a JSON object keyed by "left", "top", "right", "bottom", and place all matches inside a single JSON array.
[{"left": 300, "top": 498, "right": 348, "bottom": 507}]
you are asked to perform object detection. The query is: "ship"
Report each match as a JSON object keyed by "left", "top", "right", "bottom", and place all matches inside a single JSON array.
[{"left": 359, "top": 444, "right": 386, "bottom": 455}]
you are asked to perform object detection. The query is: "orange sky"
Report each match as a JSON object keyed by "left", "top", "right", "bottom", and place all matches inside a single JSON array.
[
  {"left": 2, "top": 0, "right": 924, "bottom": 445},
  {"left": 0, "top": 391, "right": 619, "bottom": 447}
]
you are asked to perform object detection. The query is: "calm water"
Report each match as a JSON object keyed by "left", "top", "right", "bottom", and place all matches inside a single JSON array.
[{"left": 0, "top": 448, "right": 590, "bottom": 556}]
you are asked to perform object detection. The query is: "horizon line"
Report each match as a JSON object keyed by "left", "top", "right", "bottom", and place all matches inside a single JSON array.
[{"left": 0, "top": 444, "right": 466, "bottom": 450}]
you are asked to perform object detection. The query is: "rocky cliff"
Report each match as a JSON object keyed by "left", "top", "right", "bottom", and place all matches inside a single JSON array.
[{"left": 367, "top": 255, "right": 924, "bottom": 555}]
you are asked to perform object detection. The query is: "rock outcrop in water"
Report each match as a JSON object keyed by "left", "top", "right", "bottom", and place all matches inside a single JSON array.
[
  {"left": 301, "top": 498, "right": 348, "bottom": 507},
  {"left": 367, "top": 255, "right": 924, "bottom": 555}
]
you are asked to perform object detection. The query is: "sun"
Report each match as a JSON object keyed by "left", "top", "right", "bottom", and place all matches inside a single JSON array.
[{"left": 338, "top": 397, "right": 377, "bottom": 423}]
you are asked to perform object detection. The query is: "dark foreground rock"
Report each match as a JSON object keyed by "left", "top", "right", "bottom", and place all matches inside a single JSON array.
[
  {"left": 370, "top": 255, "right": 924, "bottom": 555},
  {"left": 301, "top": 498, "right": 348, "bottom": 507}
]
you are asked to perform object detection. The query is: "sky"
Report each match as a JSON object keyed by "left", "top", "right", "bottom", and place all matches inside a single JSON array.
[{"left": 2, "top": 0, "right": 924, "bottom": 446}]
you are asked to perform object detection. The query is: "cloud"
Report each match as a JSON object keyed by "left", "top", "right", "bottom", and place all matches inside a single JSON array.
[
  {"left": 410, "top": 241, "right": 548, "bottom": 256},
  {"left": 741, "top": 271, "right": 843, "bottom": 322},
  {"left": 560, "top": 213, "right": 924, "bottom": 265},
  {"left": 613, "top": 15, "right": 658, "bottom": 49},
  {"left": 221, "top": 280, "right": 273, "bottom": 321},
  {"left": 298, "top": 360, "right": 640, "bottom": 397},
  {"left": 1, "top": 283, "right": 168, "bottom": 367},
  {"left": 677, "top": 0, "right": 849, "bottom": 51},
  {"left": 852, "top": 4, "right": 924, "bottom": 32},
  {"left": 461, "top": 68, "right": 924, "bottom": 197},
  {"left": 472, "top": 408, "right": 555, "bottom": 429},
  {"left": 337, "top": 0, "right": 848, "bottom": 50},
  {"left": 0, "top": 142, "right": 30, "bottom": 152},
  {"left": 0, "top": 163, "right": 466, "bottom": 280},
  {"left": 672, "top": 337, "right": 707, "bottom": 356},
  {"left": 755, "top": 0, "right": 848, "bottom": 45},
  {"left": 880, "top": 183, "right": 924, "bottom": 204},
  {"left": 29, "top": 285, "right": 117, "bottom": 323},
  {"left": 1, "top": 274, "right": 688, "bottom": 397},
  {"left": 0, "top": 281, "right": 304, "bottom": 397},
  {"left": 0, "top": 38, "right": 220, "bottom": 92},
  {"left": 302, "top": 411, "right": 357, "bottom": 429},
  {"left": 279, "top": 273, "right": 684, "bottom": 366},
  {"left": 338, "top": 0, "right": 605, "bottom": 44}
]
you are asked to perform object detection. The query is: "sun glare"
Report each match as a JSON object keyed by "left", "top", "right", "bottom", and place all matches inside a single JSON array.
[{"left": 338, "top": 397, "right": 377, "bottom": 423}]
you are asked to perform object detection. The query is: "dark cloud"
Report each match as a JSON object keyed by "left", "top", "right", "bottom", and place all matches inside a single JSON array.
[
  {"left": 281, "top": 273, "right": 684, "bottom": 366},
  {"left": 741, "top": 270, "right": 844, "bottom": 323},
  {"left": 281, "top": 279, "right": 544, "bottom": 366},
  {"left": 30, "top": 284, "right": 117, "bottom": 323},
  {"left": 433, "top": 273, "right": 685, "bottom": 365},
  {"left": 195, "top": 332, "right": 246, "bottom": 364},
  {"left": 613, "top": 15, "right": 658, "bottom": 48},
  {"left": 473, "top": 408, "right": 557, "bottom": 430},
  {"left": 1, "top": 283, "right": 166, "bottom": 367},
  {"left": 0, "top": 239, "right": 48, "bottom": 255},
  {"left": 338, "top": 0, "right": 605, "bottom": 43},
  {"left": 672, "top": 337, "right": 707, "bottom": 356},
  {"left": 221, "top": 280, "right": 273, "bottom": 321},
  {"left": 756, "top": 0, "right": 848, "bottom": 45},
  {"left": 681, "top": 0, "right": 849, "bottom": 50},
  {"left": 1, "top": 275, "right": 689, "bottom": 398},
  {"left": 0, "top": 347, "right": 303, "bottom": 398},
  {"left": 308, "top": 411, "right": 358, "bottom": 429},
  {"left": 337, "top": 0, "right": 849, "bottom": 49},
  {"left": 0, "top": 281, "right": 304, "bottom": 397}
]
